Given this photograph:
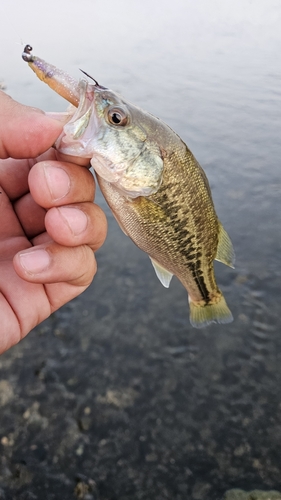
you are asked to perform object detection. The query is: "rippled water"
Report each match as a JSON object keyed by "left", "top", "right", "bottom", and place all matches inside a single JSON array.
[{"left": 1, "top": 1, "right": 281, "bottom": 498}]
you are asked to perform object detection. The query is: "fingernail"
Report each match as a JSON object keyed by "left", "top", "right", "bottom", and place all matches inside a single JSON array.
[
  {"left": 43, "top": 164, "right": 70, "bottom": 201},
  {"left": 19, "top": 249, "right": 50, "bottom": 274},
  {"left": 58, "top": 207, "right": 88, "bottom": 235}
]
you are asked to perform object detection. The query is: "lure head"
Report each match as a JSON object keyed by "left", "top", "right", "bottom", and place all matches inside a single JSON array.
[{"left": 56, "top": 80, "right": 164, "bottom": 198}]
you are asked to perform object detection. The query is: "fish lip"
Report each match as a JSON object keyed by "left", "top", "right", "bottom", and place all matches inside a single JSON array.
[{"left": 55, "top": 80, "right": 101, "bottom": 157}]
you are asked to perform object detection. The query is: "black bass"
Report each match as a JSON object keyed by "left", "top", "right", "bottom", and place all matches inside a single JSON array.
[{"left": 22, "top": 45, "right": 235, "bottom": 328}]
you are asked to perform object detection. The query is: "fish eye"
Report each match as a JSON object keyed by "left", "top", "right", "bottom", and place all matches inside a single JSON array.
[{"left": 107, "top": 107, "right": 128, "bottom": 126}]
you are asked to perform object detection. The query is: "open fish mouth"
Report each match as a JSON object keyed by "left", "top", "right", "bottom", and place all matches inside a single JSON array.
[
  {"left": 22, "top": 44, "right": 102, "bottom": 158},
  {"left": 55, "top": 79, "right": 101, "bottom": 158}
]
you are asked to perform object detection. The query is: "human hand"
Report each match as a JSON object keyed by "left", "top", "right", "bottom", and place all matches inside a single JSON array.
[{"left": 0, "top": 91, "right": 107, "bottom": 353}]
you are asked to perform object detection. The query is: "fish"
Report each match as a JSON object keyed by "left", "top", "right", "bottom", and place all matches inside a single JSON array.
[{"left": 22, "top": 45, "right": 235, "bottom": 328}]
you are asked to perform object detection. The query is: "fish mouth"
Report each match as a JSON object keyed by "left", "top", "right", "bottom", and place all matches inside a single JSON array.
[{"left": 55, "top": 80, "right": 101, "bottom": 157}]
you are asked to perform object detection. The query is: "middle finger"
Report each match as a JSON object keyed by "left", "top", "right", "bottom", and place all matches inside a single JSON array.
[{"left": 44, "top": 202, "right": 107, "bottom": 252}]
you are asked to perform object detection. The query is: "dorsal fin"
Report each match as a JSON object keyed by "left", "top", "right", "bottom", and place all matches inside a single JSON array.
[
  {"left": 215, "top": 222, "right": 235, "bottom": 268},
  {"left": 150, "top": 258, "right": 173, "bottom": 288}
]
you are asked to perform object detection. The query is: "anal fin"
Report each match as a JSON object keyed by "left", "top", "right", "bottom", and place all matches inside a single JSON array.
[{"left": 150, "top": 258, "right": 173, "bottom": 288}]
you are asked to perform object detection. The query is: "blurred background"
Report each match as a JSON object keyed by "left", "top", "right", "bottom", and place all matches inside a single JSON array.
[{"left": 0, "top": 1, "right": 281, "bottom": 499}]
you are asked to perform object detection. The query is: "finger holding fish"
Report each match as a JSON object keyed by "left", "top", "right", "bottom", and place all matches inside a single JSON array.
[
  {"left": 28, "top": 160, "right": 95, "bottom": 209},
  {"left": 44, "top": 202, "right": 107, "bottom": 252}
]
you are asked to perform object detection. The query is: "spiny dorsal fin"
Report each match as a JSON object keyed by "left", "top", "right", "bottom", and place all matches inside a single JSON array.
[
  {"left": 215, "top": 222, "right": 235, "bottom": 269},
  {"left": 150, "top": 258, "right": 173, "bottom": 288}
]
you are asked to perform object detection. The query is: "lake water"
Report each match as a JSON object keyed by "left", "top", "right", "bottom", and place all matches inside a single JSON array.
[{"left": 0, "top": 1, "right": 281, "bottom": 499}]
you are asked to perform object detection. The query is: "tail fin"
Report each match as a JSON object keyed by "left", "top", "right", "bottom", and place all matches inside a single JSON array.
[{"left": 189, "top": 293, "right": 233, "bottom": 329}]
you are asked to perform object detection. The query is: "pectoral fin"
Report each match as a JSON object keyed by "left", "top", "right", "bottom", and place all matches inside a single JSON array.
[
  {"left": 215, "top": 222, "right": 235, "bottom": 268},
  {"left": 150, "top": 258, "right": 173, "bottom": 288}
]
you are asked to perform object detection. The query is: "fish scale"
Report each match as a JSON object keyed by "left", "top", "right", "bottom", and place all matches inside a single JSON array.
[
  {"left": 22, "top": 45, "right": 235, "bottom": 328},
  {"left": 98, "top": 145, "right": 219, "bottom": 304}
]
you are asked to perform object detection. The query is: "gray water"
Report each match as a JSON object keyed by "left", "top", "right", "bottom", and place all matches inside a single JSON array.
[{"left": 0, "top": 1, "right": 281, "bottom": 499}]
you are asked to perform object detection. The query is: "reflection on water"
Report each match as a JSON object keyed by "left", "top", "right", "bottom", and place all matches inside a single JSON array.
[{"left": 0, "top": 0, "right": 281, "bottom": 498}]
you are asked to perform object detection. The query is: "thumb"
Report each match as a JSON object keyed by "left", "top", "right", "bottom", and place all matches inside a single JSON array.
[{"left": 0, "top": 91, "right": 63, "bottom": 159}]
